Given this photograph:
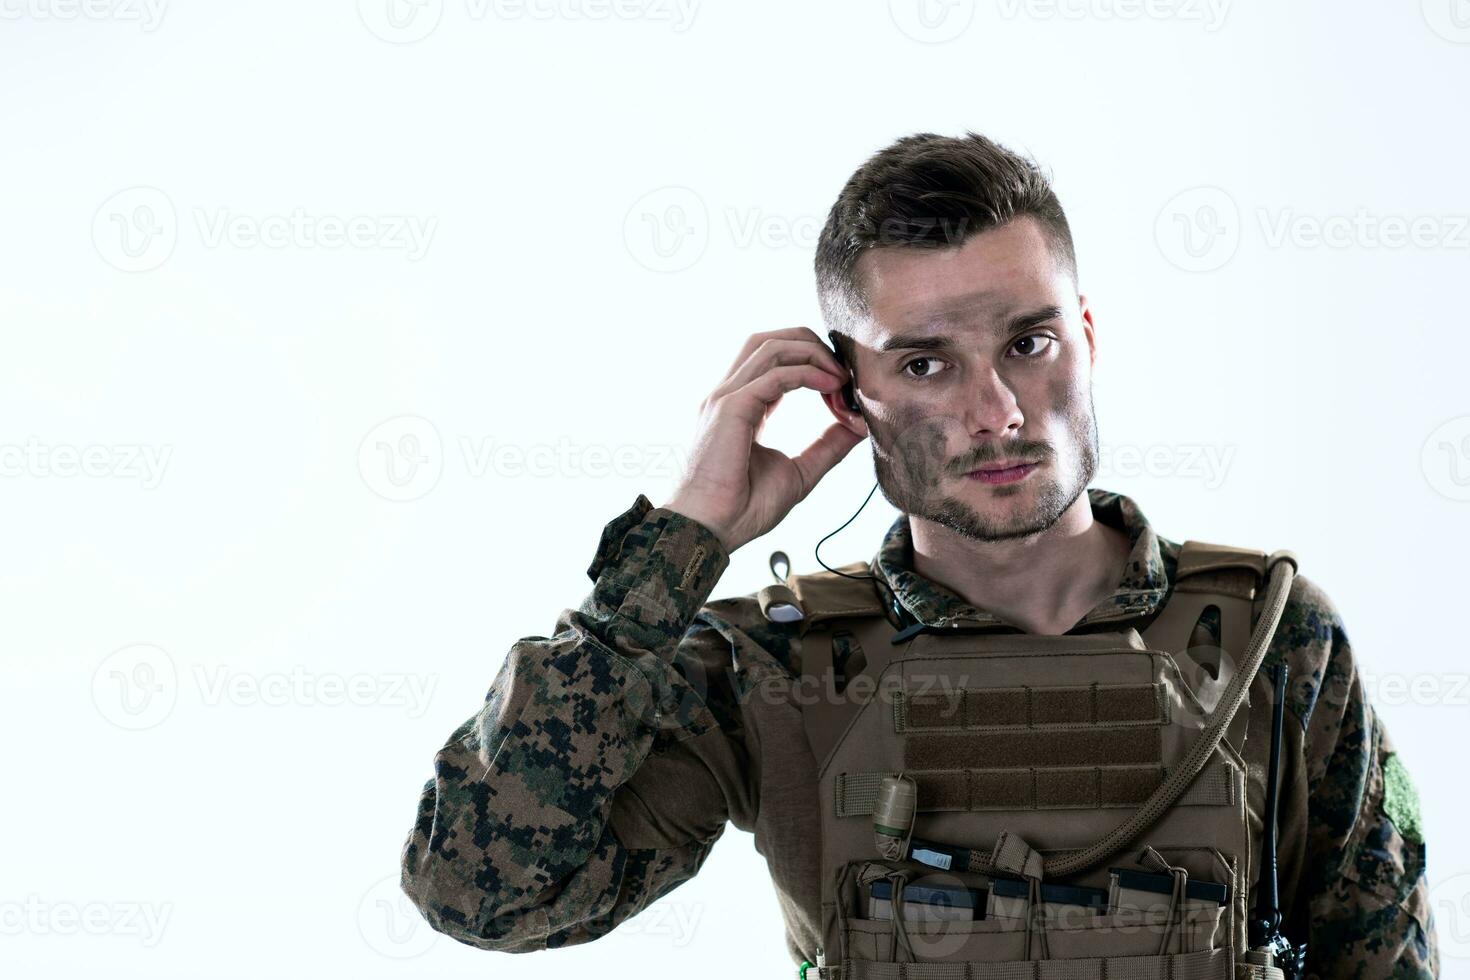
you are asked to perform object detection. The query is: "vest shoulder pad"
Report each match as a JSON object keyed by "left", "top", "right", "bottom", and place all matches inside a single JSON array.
[
  {"left": 1174, "top": 538, "right": 1270, "bottom": 600},
  {"left": 762, "top": 560, "right": 886, "bottom": 626}
]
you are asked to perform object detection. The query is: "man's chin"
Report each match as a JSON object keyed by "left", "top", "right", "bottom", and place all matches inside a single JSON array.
[{"left": 920, "top": 477, "right": 1073, "bottom": 542}]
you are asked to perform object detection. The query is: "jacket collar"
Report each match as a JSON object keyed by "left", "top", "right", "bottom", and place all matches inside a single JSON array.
[{"left": 870, "top": 487, "right": 1172, "bottom": 632}]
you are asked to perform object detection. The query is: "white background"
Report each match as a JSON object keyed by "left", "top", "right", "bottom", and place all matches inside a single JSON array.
[{"left": 2, "top": 1, "right": 1468, "bottom": 976}]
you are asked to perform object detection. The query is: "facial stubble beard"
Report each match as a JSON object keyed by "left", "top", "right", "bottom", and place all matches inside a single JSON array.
[{"left": 868, "top": 391, "right": 1100, "bottom": 543}]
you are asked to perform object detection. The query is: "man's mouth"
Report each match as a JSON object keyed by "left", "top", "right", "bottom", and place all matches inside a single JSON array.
[{"left": 962, "top": 460, "right": 1040, "bottom": 485}]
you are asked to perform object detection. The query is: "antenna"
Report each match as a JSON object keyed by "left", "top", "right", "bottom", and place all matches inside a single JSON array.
[{"left": 1248, "top": 661, "right": 1306, "bottom": 978}]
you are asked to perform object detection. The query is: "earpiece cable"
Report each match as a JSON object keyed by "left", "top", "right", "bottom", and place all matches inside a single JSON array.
[
  {"left": 812, "top": 478, "right": 911, "bottom": 627},
  {"left": 813, "top": 479, "right": 879, "bottom": 580}
]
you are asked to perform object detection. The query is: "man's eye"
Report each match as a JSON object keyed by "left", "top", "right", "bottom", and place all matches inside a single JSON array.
[
  {"left": 902, "top": 357, "right": 946, "bottom": 378},
  {"left": 1009, "top": 334, "right": 1054, "bottom": 357}
]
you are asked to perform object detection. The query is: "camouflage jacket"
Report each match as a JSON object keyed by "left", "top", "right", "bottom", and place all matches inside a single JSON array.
[{"left": 399, "top": 487, "right": 1438, "bottom": 978}]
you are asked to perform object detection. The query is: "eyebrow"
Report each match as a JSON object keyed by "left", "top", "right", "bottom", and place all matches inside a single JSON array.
[{"left": 877, "top": 305, "right": 1067, "bottom": 353}]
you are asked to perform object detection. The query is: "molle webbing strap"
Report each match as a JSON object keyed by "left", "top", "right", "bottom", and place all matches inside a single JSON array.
[
  {"left": 902, "top": 766, "right": 1159, "bottom": 810},
  {"left": 837, "top": 947, "right": 1234, "bottom": 979},
  {"left": 896, "top": 682, "right": 1166, "bottom": 732},
  {"left": 834, "top": 762, "right": 1235, "bottom": 817},
  {"left": 802, "top": 625, "right": 1149, "bottom": 772},
  {"left": 905, "top": 726, "right": 1162, "bottom": 770},
  {"left": 1237, "top": 952, "right": 1289, "bottom": 979}
]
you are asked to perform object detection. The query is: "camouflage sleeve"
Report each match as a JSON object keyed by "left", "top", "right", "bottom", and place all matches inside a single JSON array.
[
  {"left": 399, "top": 493, "right": 740, "bottom": 953},
  {"left": 1281, "top": 574, "right": 1438, "bottom": 978}
]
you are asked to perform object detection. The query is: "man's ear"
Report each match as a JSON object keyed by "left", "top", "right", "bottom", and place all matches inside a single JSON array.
[
  {"left": 1078, "top": 294, "right": 1097, "bottom": 368},
  {"left": 820, "top": 386, "right": 868, "bottom": 436},
  {"left": 823, "top": 329, "right": 868, "bottom": 435}
]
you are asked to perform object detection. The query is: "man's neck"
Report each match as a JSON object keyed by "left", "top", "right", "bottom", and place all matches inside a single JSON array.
[{"left": 908, "top": 491, "right": 1132, "bottom": 636}]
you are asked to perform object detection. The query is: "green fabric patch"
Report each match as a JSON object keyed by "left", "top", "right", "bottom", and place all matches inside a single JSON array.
[{"left": 1382, "top": 752, "right": 1424, "bottom": 844}]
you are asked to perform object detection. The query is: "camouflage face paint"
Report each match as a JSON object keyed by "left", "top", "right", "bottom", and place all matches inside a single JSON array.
[{"left": 863, "top": 358, "right": 1099, "bottom": 544}]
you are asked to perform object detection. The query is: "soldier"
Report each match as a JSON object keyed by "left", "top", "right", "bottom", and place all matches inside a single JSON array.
[{"left": 399, "top": 131, "right": 1437, "bottom": 979}]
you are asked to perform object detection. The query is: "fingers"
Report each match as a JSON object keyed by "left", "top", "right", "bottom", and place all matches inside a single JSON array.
[
  {"left": 719, "top": 327, "right": 845, "bottom": 383},
  {"left": 790, "top": 421, "right": 867, "bottom": 497},
  {"left": 718, "top": 363, "right": 843, "bottom": 427},
  {"left": 720, "top": 327, "right": 828, "bottom": 379},
  {"left": 712, "top": 335, "right": 848, "bottom": 403}
]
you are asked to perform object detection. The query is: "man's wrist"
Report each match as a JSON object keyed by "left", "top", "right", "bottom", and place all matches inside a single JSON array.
[
  {"left": 659, "top": 494, "right": 736, "bottom": 553},
  {"left": 585, "top": 494, "right": 732, "bottom": 631}
]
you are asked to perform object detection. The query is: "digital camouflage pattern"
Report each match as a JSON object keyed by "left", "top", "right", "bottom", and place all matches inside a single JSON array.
[{"left": 400, "top": 488, "right": 1438, "bottom": 978}]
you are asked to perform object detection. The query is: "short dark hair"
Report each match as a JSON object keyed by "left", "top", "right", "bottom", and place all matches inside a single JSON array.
[{"left": 815, "top": 131, "right": 1077, "bottom": 366}]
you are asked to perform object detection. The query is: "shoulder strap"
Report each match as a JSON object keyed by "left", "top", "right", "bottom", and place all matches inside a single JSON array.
[
  {"left": 783, "top": 561, "right": 887, "bottom": 623},
  {"left": 754, "top": 559, "right": 896, "bottom": 766},
  {"left": 1141, "top": 539, "right": 1268, "bottom": 670},
  {"left": 1176, "top": 539, "right": 1269, "bottom": 581}
]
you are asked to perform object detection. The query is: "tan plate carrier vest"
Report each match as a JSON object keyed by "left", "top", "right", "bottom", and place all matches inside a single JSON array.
[{"left": 760, "top": 541, "right": 1300, "bottom": 980}]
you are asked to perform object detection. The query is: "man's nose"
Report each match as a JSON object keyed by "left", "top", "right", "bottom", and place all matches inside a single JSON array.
[{"left": 960, "top": 366, "right": 1024, "bottom": 436}]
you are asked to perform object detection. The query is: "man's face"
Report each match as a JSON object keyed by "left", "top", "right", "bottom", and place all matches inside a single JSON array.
[{"left": 840, "top": 215, "right": 1098, "bottom": 543}]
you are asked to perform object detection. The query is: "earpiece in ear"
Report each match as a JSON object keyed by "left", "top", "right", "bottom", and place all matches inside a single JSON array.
[{"left": 827, "top": 330, "right": 861, "bottom": 414}]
